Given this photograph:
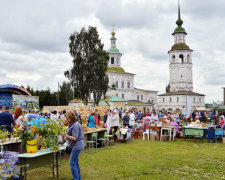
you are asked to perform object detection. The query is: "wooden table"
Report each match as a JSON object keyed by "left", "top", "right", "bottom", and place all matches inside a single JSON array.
[
  {"left": 0, "top": 140, "right": 23, "bottom": 153},
  {"left": 84, "top": 129, "right": 106, "bottom": 147},
  {"left": 14, "top": 146, "right": 65, "bottom": 180}
]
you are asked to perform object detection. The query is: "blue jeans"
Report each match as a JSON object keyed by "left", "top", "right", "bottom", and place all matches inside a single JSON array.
[{"left": 69, "top": 149, "right": 82, "bottom": 180}]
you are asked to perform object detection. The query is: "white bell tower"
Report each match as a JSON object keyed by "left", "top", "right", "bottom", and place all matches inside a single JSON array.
[
  {"left": 169, "top": 1, "right": 193, "bottom": 92},
  {"left": 108, "top": 25, "right": 122, "bottom": 67}
]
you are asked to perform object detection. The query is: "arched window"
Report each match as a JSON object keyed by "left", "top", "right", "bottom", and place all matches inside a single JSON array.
[
  {"left": 111, "top": 57, "right": 114, "bottom": 64},
  {"left": 172, "top": 55, "right": 175, "bottom": 63},
  {"left": 187, "top": 54, "right": 191, "bottom": 63},
  {"left": 179, "top": 54, "right": 184, "bottom": 63}
]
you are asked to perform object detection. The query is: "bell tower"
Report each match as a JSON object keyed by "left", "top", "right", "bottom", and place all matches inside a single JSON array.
[
  {"left": 169, "top": 0, "right": 193, "bottom": 92},
  {"left": 108, "top": 25, "right": 122, "bottom": 67}
]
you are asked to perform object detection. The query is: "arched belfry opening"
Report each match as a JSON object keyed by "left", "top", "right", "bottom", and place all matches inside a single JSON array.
[{"left": 179, "top": 54, "right": 184, "bottom": 63}]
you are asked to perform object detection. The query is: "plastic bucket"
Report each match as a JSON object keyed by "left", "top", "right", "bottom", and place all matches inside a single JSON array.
[{"left": 26, "top": 139, "right": 38, "bottom": 153}]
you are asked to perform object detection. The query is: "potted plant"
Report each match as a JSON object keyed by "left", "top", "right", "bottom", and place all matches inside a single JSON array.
[
  {"left": 0, "top": 130, "right": 10, "bottom": 143},
  {"left": 19, "top": 125, "right": 37, "bottom": 153}
]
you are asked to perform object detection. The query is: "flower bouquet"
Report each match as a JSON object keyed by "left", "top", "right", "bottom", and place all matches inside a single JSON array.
[
  {"left": 36, "top": 120, "right": 66, "bottom": 152},
  {"left": 19, "top": 125, "right": 37, "bottom": 153}
]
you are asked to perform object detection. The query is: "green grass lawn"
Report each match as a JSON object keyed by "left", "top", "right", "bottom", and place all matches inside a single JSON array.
[{"left": 27, "top": 138, "right": 225, "bottom": 180}]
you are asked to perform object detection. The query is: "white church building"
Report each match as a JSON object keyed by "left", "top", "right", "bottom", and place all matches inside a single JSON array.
[
  {"left": 158, "top": 3, "right": 205, "bottom": 114},
  {"left": 105, "top": 30, "right": 158, "bottom": 109}
]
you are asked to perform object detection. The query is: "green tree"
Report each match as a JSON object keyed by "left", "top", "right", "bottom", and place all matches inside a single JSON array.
[
  {"left": 65, "top": 26, "right": 109, "bottom": 105},
  {"left": 59, "top": 81, "right": 73, "bottom": 105},
  {"left": 166, "top": 84, "right": 170, "bottom": 93}
]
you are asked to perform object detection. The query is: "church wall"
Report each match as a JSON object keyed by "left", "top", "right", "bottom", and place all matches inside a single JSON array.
[
  {"left": 158, "top": 95, "right": 205, "bottom": 114},
  {"left": 107, "top": 72, "right": 134, "bottom": 90}
]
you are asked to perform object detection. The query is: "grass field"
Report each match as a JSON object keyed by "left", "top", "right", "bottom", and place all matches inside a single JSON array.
[{"left": 27, "top": 138, "right": 225, "bottom": 180}]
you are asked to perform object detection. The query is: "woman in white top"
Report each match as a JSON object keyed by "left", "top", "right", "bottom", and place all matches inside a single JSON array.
[
  {"left": 129, "top": 110, "right": 135, "bottom": 129},
  {"left": 14, "top": 107, "right": 26, "bottom": 128},
  {"left": 50, "top": 110, "right": 57, "bottom": 121},
  {"left": 111, "top": 110, "right": 120, "bottom": 140},
  {"left": 151, "top": 111, "right": 159, "bottom": 123}
]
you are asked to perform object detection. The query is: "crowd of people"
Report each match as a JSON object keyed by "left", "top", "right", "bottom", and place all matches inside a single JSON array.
[{"left": 1, "top": 105, "right": 225, "bottom": 180}]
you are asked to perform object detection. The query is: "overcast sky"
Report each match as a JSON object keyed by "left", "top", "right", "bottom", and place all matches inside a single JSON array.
[{"left": 0, "top": 0, "right": 225, "bottom": 103}]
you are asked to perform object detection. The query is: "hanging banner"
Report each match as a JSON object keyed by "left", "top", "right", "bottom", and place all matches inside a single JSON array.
[{"left": 12, "top": 95, "right": 39, "bottom": 111}]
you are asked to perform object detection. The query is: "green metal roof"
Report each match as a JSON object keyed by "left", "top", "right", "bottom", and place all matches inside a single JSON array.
[
  {"left": 98, "top": 101, "right": 110, "bottom": 106},
  {"left": 128, "top": 100, "right": 151, "bottom": 106},
  {"left": 173, "top": 0, "right": 187, "bottom": 35},
  {"left": 103, "top": 96, "right": 127, "bottom": 102},
  {"left": 170, "top": 43, "right": 192, "bottom": 51},
  {"left": 106, "top": 67, "right": 134, "bottom": 75},
  {"left": 108, "top": 46, "right": 121, "bottom": 54},
  {"left": 110, "top": 35, "right": 117, "bottom": 40},
  {"left": 173, "top": 26, "right": 186, "bottom": 34}
]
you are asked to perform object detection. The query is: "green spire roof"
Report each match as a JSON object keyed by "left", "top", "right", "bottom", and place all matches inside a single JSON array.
[
  {"left": 173, "top": 0, "right": 187, "bottom": 35},
  {"left": 108, "top": 46, "right": 121, "bottom": 54}
]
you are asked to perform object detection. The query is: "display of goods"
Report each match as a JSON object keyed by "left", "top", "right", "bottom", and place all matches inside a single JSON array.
[
  {"left": 82, "top": 124, "right": 87, "bottom": 132},
  {"left": 87, "top": 128, "right": 96, "bottom": 132},
  {"left": 82, "top": 119, "right": 87, "bottom": 124},
  {"left": 26, "top": 139, "right": 38, "bottom": 153}
]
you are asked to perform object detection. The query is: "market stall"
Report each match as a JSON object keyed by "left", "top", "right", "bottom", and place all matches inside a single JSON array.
[{"left": 182, "top": 126, "right": 207, "bottom": 142}]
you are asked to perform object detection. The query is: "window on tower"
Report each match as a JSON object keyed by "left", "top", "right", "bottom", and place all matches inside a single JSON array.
[
  {"left": 116, "top": 57, "right": 119, "bottom": 65},
  {"left": 122, "top": 93, "right": 124, "bottom": 99},
  {"left": 111, "top": 57, "right": 114, "bottom": 64},
  {"left": 137, "top": 95, "right": 139, "bottom": 101},
  {"left": 179, "top": 54, "right": 184, "bottom": 63},
  {"left": 141, "top": 95, "right": 143, "bottom": 101},
  {"left": 170, "top": 97, "right": 172, "bottom": 102},
  {"left": 127, "top": 82, "right": 130, "bottom": 88},
  {"left": 163, "top": 98, "right": 165, "bottom": 103}
]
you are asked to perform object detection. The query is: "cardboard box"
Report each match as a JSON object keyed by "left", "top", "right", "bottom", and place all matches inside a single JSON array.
[
  {"left": 139, "top": 130, "right": 143, "bottom": 136},
  {"left": 162, "top": 122, "right": 170, "bottom": 128},
  {"left": 159, "top": 118, "right": 166, "bottom": 122},
  {"left": 150, "top": 135, "right": 156, "bottom": 141}
]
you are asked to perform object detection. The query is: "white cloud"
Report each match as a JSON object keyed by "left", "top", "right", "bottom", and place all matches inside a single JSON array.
[{"left": 0, "top": 0, "right": 224, "bottom": 103}]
